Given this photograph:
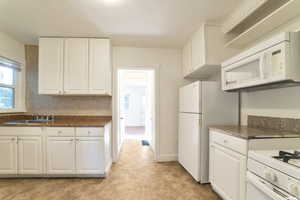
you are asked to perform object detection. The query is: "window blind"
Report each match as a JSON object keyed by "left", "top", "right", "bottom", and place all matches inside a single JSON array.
[{"left": 0, "top": 56, "right": 21, "bottom": 70}]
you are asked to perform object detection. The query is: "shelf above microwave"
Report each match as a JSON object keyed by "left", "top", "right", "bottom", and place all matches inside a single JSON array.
[{"left": 225, "top": 0, "right": 300, "bottom": 48}]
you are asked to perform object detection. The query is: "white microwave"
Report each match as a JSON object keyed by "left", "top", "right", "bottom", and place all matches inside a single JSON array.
[{"left": 222, "top": 32, "right": 300, "bottom": 91}]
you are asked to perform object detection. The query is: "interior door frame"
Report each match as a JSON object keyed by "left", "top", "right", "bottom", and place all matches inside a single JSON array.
[{"left": 112, "top": 66, "right": 160, "bottom": 162}]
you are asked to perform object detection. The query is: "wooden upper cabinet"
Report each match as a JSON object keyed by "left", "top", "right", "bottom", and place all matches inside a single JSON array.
[
  {"left": 38, "top": 37, "right": 112, "bottom": 96},
  {"left": 39, "top": 38, "right": 64, "bottom": 94},
  {"left": 183, "top": 24, "right": 238, "bottom": 79},
  {"left": 64, "top": 38, "right": 89, "bottom": 94},
  {"left": 89, "top": 39, "right": 112, "bottom": 95}
]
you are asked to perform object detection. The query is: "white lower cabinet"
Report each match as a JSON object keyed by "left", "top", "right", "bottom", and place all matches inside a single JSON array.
[
  {"left": 0, "top": 124, "right": 112, "bottom": 177},
  {"left": 0, "top": 136, "right": 17, "bottom": 174},
  {"left": 18, "top": 136, "right": 42, "bottom": 174},
  {"left": 76, "top": 137, "right": 104, "bottom": 174},
  {"left": 209, "top": 131, "right": 247, "bottom": 200},
  {"left": 47, "top": 137, "right": 76, "bottom": 174},
  {"left": 210, "top": 144, "right": 246, "bottom": 200},
  {"left": 46, "top": 125, "right": 112, "bottom": 176}
]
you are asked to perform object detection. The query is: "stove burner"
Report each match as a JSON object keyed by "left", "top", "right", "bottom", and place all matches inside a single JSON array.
[{"left": 273, "top": 151, "right": 300, "bottom": 163}]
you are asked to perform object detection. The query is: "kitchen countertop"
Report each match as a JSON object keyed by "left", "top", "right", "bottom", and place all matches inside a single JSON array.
[
  {"left": 209, "top": 125, "right": 300, "bottom": 139},
  {"left": 0, "top": 115, "right": 112, "bottom": 127}
]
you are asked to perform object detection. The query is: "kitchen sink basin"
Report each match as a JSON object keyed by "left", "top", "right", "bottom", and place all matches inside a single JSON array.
[{"left": 4, "top": 119, "right": 53, "bottom": 125}]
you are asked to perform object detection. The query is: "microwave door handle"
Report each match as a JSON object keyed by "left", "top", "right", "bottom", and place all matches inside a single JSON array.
[{"left": 259, "top": 53, "right": 268, "bottom": 79}]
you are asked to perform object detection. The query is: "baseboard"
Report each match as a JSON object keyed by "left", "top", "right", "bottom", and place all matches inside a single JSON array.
[{"left": 156, "top": 154, "right": 178, "bottom": 162}]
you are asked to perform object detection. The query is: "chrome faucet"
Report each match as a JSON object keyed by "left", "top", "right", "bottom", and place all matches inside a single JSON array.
[{"left": 31, "top": 114, "right": 55, "bottom": 121}]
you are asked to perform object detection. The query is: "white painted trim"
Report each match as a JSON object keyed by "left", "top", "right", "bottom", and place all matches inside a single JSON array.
[
  {"left": 156, "top": 154, "right": 178, "bottom": 162},
  {"left": 112, "top": 65, "right": 160, "bottom": 163}
]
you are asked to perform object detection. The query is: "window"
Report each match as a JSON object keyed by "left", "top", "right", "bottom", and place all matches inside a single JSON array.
[
  {"left": 124, "top": 94, "right": 130, "bottom": 111},
  {"left": 0, "top": 57, "right": 23, "bottom": 112}
]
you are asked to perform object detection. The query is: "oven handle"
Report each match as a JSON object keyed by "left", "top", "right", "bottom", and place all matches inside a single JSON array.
[{"left": 247, "top": 172, "right": 297, "bottom": 200}]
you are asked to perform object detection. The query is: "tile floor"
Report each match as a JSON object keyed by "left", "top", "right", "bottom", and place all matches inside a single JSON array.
[{"left": 0, "top": 140, "right": 221, "bottom": 200}]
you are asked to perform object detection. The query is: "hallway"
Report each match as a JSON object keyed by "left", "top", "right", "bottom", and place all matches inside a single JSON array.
[{"left": 0, "top": 140, "right": 220, "bottom": 200}]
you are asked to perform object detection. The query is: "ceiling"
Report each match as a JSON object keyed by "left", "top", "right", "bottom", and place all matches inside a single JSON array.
[{"left": 0, "top": 0, "right": 240, "bottom": 48}]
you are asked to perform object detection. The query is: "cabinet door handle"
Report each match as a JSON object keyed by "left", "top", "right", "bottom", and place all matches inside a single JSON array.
[
  {"left": 11, "top": 138, "right": 15, "bottom": 141},
  {"left": 70, "top": 139, "right": 74, "bottom": 142}
]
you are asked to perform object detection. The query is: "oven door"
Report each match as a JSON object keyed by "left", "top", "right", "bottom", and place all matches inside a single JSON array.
[{"left": 247, "top": 172, "right": 297, "bottom": 200}]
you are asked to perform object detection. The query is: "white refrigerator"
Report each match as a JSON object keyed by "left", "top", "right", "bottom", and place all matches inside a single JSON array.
[{"left": 178, "top": 81, "right": 238, "bottom": 183}]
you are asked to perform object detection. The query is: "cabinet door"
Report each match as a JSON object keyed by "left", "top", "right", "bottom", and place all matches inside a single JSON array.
[
  {"left": 89, "top": 39, "right": 112, "bottom": 95},
  {"left": 0, "top": 137, "right": 17, "bottom": 174},
  {"left": 209, "top": 141, "right": 215, "bottom": 183},
  {"left": 212, "top": 144, "right": 246, "bottom": 200},
  {"left": 47, "top": 137, "right": 75, "bottom": 174},
  {"left": 64, "top": 38, "right": 89, "bottom": 94},
  {"left": 18, "top": 137, "right": 42, "bottom": 174},
  {"left": 76, "top": 137, "right": 104, "bottom": 174},
  {"left": 182, "top": 41, "right": 192, "bottom": 77},
  {"left": 191, "top": 26, "right": 205, "bottom": 70},
  {"left": 39, "top": 38, "right": 64, "bottom": 94}
]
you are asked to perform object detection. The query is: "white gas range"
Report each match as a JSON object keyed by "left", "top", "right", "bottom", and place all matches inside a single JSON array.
[{"left": 247, "top": 150, "right": 300, "bottom": 200}]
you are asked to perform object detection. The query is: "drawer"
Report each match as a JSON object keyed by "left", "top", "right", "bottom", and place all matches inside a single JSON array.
[
  {"left": 0, "top": 127, "right": 42, "bottom": 136},
  {"left": 210, "top": 131, "right": 247, "bottom": 155},
  {"left": 76, "top": 128, "right": 104, "bottom": 137},
  {"left": 46, "top": 127, "right": 75, "bottom": 136}
]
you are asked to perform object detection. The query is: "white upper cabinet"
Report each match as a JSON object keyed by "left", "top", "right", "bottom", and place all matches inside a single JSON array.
[
  {"left": 64, "top": 38, "right": 89, "bottom": 94},
  {"left": 191, "top": 27, "right": 205, "bottom": 71},
  {"left": 182, "top": 24, "right": 238, "bottom": 79},
  {"left": 182, "top": 40, "right": 192, "bottom": 77},
  {"left": 89, "top": 39, "right": 112, "bottom": 95},
  {"left": 38, "top": 37, "right": 112, "bottom": 96},
  {"left": 39, "top": 38, "right": 64, "bottom": 94}
]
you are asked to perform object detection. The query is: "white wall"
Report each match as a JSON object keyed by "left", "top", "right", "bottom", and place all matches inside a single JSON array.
[
  {"left": 240, "top": 16, "right": 300, "bottom": 125},
  {"left": 113, "top": 47, "right": 183, "bottom": 161},
  {"left": 0, "top": 32, "right": 25, "bottom": 64}
]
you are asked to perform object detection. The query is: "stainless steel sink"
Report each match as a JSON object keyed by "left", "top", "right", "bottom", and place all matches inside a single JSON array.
[{"left": 4, "top": 119, "right": 53, "bottom": 125}]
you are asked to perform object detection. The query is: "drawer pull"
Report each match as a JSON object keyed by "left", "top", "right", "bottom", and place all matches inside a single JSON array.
[
  {"left": 223, "top": 140, "right": 228, "bottom": 144},
  {"left": 58, "top": 131, "right": 62, "bottom": 134},
  {"left": 88, "top": 131, "right": 91, "bottom": 134}
]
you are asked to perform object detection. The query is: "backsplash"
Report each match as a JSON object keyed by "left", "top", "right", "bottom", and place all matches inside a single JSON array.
[
  {"left": 25, "top": 45, "right": 112, "bottom": 116},
  {"left": 248, "top": 115, "right": 300, "bottom": 133}
]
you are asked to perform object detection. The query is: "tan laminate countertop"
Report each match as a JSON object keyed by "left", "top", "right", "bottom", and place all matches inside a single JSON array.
[
  {"left": 209, "top": 125, "right": 300, "bottom": 139},
  {"left": 0, "top": 116, "right": 112, "bottom": 127}
]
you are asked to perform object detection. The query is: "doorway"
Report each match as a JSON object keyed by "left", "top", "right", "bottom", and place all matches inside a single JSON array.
[{"left": 117, "top": 69, "right": 156, "bottom": 154}]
